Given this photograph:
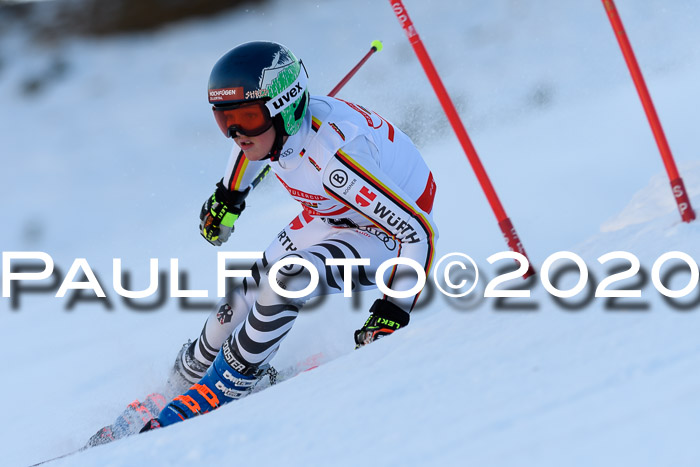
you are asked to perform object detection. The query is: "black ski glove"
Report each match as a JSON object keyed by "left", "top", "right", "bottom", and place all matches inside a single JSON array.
[
  {"left": 354, "top": 299, "right": 410, "bottom": 348},
  {"left": 199, "top": 179, "right": 249, "bottom": 246}
]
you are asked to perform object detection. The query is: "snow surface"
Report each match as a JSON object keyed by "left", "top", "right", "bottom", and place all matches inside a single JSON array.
[{"left": 1, "top": 0, "right": 700, "bottom": 465}]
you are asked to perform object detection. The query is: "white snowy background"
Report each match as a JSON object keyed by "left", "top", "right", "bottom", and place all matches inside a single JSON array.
[{"left": 2, "top": 0, "right": 700, "bottom": 465}]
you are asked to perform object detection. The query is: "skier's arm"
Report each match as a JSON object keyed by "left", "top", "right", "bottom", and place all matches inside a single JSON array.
[
  {"left": 200, "top": 147, "right": 269, "bottom": 246},
  {"left": 322, "top": 141, "right": 439, "bottom": 315},
  {"left": 222, "top": 147, "right": 270, "bottom": 193}
]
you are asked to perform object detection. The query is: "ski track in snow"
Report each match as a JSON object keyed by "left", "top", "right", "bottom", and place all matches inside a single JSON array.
[{"left": 2, "top": 0, "right": 700, "bottom": 466}]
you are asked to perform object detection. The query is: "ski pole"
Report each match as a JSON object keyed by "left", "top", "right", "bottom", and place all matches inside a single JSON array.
[
  {"left": 601, "top": 0, "right": 695, "bottom": 223},
  {"left": 248, "top": 163, "right": 271, "bottom": 190},
  {"left": 388, "top": 0, "right": 535, "bottom": 277},
  {"left": 328, "top": 40, "right": 383, "bottom": 97}
]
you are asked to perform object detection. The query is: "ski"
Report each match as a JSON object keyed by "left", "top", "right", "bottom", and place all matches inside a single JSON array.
[
  {"left": 27, "top": 352, "right": 326, "bottom": 466},
  {"left": 27, "top": 448, "right": 85, "bottom": 467}
]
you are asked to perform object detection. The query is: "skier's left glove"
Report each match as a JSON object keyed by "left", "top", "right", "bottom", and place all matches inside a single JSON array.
[
  {"left": 199, "top": 180, "right": 249, "bottom": 246},
  {"left": 354, "top": 299, "right": 410, "bottom": 348}
]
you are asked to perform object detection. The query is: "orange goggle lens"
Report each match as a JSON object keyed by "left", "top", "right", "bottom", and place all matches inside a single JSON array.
[{"left": 212, "top": 102, "right": 273, "bottom": 137}]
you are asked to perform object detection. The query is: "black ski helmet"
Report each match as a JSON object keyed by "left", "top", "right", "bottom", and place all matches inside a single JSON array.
[{"left": 208, "top": 41, "right": 309, "bottom": 150}]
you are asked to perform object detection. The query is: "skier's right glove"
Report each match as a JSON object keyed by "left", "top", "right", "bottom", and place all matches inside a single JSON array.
[
  {"left": 354, "top": 299, "right": 410, "bottom": 349},
  {"left": 199, "top": 180, "right": 249, "bottom": 246}
]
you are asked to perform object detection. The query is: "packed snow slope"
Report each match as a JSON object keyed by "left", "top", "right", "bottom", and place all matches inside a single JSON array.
[{"left": 2, "top": 0, "right": 700, "bottom": 466}]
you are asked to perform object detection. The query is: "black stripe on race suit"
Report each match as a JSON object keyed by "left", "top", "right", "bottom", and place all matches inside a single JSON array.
[
  {"left": 251, "top": 262, "right": 261, "bottom": 286},
  {"left": 325, "top": 238, "right": 375, "bottom": 287},
  {"left": 197, "top": 339, "right": 216, "bottom": 364},
  {"left": 201, "top": 322, "right": 220, "bottom": 353},
  {"left": 197, "top": 326, "right": 218, "bottom": 363},
  {"left": 200, "top": 324, "right": 219, "bottom": 353},
  {"left": 234, "top": 303, "right": 299, "bottom": 363},
  {"left": 308, "top": 242, "right": 374, "bottom": 292},
  {"left": 255, "top": 302, "right": 300, "bottom": 317},
  {"left": 290, "top": 241, "right": 349, "bottom": 293},
  {"left": 309, "top": 251, "right": 341, "bottom": 291},
  {"left": 244, "top": 255, "right": 267, "bottom": 295},
  {"left": 246, "top": 312, "right": 298, "bottom": 335},
  {"left": 316, "top": 239, "right": 369, "bottom": 284},
  {"left": 234, "top": 322, "right": 291, "bottom": 362}
]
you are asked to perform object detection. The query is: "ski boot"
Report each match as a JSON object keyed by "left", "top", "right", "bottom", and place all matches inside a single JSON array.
[
  {"left": 164, "top": 340, "right": 212, "bottom": 398},
  {"left": 141, "top": 339, "right": 268, "bottom": 432}
]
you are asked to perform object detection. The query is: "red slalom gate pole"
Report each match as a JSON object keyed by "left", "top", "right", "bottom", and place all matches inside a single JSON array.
[
  {"left": 329, "top": 40, "right": 383, "bottom": 97},
  {"left": 388, "top": 0, "right": 535, "bottom": 277},
  {"left": 602, "top": 0, "right": 696, "bottom": 223}
]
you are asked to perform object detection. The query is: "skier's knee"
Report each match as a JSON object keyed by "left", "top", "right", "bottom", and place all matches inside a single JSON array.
[{"left": 261, "top": 252, "right": 321, "bottom": 306}]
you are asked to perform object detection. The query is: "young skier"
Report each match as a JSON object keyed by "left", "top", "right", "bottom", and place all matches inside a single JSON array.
[
  {"left": 89, "top": 40, "right": 438, "bottom": 439},
  {"left": 142, "top": 40, "right": 439, "bottom": 429}
]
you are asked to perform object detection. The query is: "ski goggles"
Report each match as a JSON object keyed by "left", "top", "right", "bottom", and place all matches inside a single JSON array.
[{"left": 212, "top": 101, "right": 273, "bottom": 137}]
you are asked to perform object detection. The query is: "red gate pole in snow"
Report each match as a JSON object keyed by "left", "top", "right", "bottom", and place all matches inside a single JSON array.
[
  {"left": 388, "top": 0, "right": 535, "bottom": 277},
  {"left": 602, "top": 0, "right": 696, "bottom": 223}
]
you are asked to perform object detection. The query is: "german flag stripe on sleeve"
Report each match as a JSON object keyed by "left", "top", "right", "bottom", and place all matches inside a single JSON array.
[
  {"left": 229, "top": 153, "right": 249, "bottom": 191},
  {"left": 330, "top": 149, "right": 436, "bottom": 276},
  {"left": 311, "top": 116, "right": 322, "bottom": 132}
]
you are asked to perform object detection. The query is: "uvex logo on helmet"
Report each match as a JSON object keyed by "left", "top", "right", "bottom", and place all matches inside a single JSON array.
[
  {"left": 271, "top": 83, "right": 303, "bottom": 110},
  {"left": 265, "top": 71, "right": 307, "bottom": 117}
]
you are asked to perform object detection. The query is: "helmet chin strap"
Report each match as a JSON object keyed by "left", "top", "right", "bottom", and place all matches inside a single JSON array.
[
  {"left": 263, "top": 89, "right": 308, "bottom": 162},
  {"left": 264, "top": 116, "right": 287, "bottom": 162}
]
